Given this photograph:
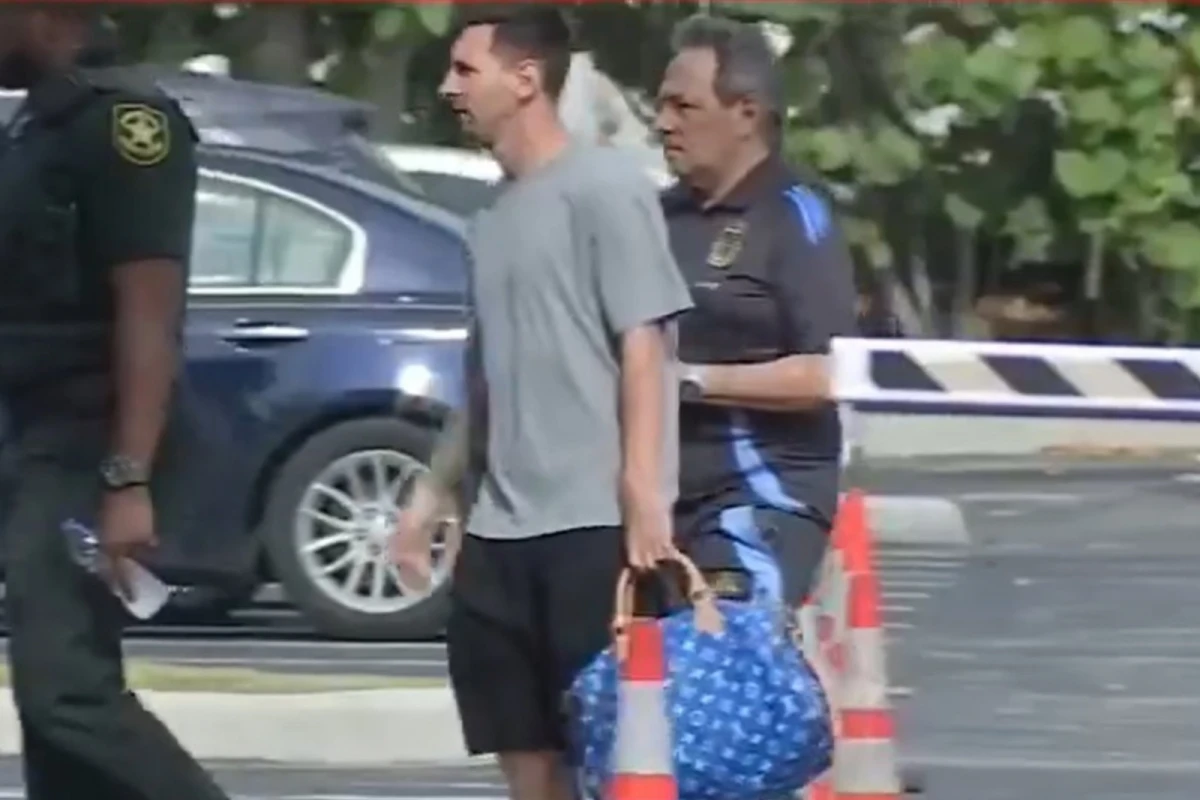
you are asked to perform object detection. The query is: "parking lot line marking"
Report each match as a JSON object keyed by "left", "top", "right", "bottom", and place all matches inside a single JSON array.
[
  {"left": 879, "top": 576, "right": 959, "bottom": 589},
  {"left": 881, "top": 605, "right": 915, "bottom": 615},
  {"left": 953, "top": 491, "right": 1081, "bottom": 504},
  {"left": 883, "top": 591, "right": 933, "bottom": 601}
]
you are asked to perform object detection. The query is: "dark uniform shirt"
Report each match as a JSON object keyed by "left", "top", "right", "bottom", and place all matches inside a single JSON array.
[
  {"left": 0, "top": 66, "right": 197, "bottom": 432},
  {"left": 663, "top": 156, "right": 857, "bottom": 528},
  {"left": 0, "top": 68, "right": 254, "bottom": 585}
]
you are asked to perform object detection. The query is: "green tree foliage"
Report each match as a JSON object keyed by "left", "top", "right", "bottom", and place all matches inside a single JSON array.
[
  {"left": 723, "top": 2, "right": 1200, "bottom": 340},
  {"left": 109, "top": 2, "right": 1200, "bottom": 340},
  {"left": 110, "top": 4, "right": 457, "bottom": 139}
]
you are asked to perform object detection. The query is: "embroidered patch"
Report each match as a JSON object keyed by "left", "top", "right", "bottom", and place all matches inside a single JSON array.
[
  {"left": 706, "top": 220, "right": 747, "bottom": 269},
  {"left": 112, "top": 103, "right": 169, "bottom": 166}
]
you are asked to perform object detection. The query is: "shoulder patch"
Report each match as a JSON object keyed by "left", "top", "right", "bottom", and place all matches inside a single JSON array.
[
  {"left": 783, "top": 185, "right": 831, "bottom": 245},
  {"left": 111, "top": 102, "right": 170, "bottom": 166}
]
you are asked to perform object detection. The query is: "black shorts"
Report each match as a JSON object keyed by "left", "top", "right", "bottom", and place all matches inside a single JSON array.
[
  {"left": 446, "top": 527, "right": 623, "bottom": 756},
  {"left": 674, "top": 503, "right": 830, "bottom": 608}
]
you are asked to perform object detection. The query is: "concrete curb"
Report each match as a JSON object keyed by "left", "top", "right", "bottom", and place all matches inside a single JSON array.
[
  {"left": 868, "top": 456, "right": 1200, "bottom": 480},
  {"left": 865, "top": 495, "right": 970, "bottom": 547},
  {"left": 0, "top": 687, "right": 470, "bottom": 765},
  {"left": 856, "top": 412, "right": 1200, "bottom": 459},
  {"left": 862, "top": 456, "right": 1200, "bottom": 492},
  {"left": 0, "top": 494, "right": 969, "bottom": 766}
]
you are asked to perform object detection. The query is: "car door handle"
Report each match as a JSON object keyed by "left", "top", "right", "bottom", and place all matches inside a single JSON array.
[{"left": 218, "top": 323, "right": 310, "bottom": 344}]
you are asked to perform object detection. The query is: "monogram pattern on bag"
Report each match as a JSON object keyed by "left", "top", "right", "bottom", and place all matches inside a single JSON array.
[{"left": 567, "top": 600, "right": 834, "bottom": 800}]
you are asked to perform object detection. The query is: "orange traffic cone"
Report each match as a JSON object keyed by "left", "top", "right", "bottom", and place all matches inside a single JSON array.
[
  {"left": 608, "top": 618, "right": 677, "bottom": 800},
  {"left": 836, "top": 488, "right": 902, "bottom": 799}
]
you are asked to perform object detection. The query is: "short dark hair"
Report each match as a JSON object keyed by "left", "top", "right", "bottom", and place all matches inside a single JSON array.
[
  {"left": 670, "top": 14, "right": 783, "bottom": 123},
  {"left": 454, "top": 4, "right": 573, "bottom": 100}
]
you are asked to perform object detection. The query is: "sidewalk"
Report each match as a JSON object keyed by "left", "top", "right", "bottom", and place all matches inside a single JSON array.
[
  {"left": 0, "top": 685, "right": 470, "bottom": 765},
  {"left": 857, "top": 412, "right": 1200, "bottom": 460},
  {"left": 866, "top": 451, "right": 1200, "bottom": 480}
]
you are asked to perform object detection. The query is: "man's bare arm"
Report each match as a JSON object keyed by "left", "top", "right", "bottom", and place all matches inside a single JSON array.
[
  {"left": 110, "top": 260, "right": 185, "bottom": 464},
  {"left": 619, "top": 323, "right": 670, "bottom": 501},
  {"left": 425, "top": 412, "right": 470, "bottom": 495},
  {"left": 682, "top": 355, "right": 831, "bottom": 412},
  {"left": 422, "top": 328, "right": 485, "bottom": 498},
  {"left": 684, "top": 185, "right": 854, "bottom": 413}
]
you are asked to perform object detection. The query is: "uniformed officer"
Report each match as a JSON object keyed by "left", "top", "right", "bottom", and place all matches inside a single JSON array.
[
  {"left": 655, "top": 15, "right": 858, "bottom": 613},
  {"left": 0, "top": 8, "right": 229, "bottom": 800}
]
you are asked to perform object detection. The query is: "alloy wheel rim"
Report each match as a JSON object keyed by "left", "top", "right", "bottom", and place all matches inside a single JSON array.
[{"left": 294, "top": 449, "right": 455, "bottom": 614}]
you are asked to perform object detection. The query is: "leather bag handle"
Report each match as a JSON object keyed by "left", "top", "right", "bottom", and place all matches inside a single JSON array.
[{"left": 611, "top": 552, "right": 725, "bottom": 662}]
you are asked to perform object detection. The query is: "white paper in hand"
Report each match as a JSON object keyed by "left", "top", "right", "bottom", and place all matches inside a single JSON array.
[
  {"left": 61, "top": 519, "right": 171, "bottom": 620},
  {"left": 115, "top": 558, "right": 171, "bottom": 620}
]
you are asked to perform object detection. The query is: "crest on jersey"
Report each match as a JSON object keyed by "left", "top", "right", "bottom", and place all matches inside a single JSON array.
[{"left": 706, "top": 220, "right": 747, "bottom": 269}]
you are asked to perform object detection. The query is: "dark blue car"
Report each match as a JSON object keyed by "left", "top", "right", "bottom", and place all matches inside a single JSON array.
[{"left": 1, "top": 74, "right": 472, "bottom": 640}]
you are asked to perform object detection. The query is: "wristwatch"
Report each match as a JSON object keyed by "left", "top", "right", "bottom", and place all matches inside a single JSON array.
[
  {"left": 679, "top": 364, "right": 707, "bottom": 403},
  {"left": 99, "top": 454, "right": 150, "bottom": 491}
]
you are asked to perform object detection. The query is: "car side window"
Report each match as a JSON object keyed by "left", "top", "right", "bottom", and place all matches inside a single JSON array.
[
  {"left": 191, "top": 178, "right": 258, "bottom": 288},
  {"left": 258, "top": 194, "right": 352, "bottom": 287},
  {"left": 190, "top": 173, "right": 354, "bottom": 290}
]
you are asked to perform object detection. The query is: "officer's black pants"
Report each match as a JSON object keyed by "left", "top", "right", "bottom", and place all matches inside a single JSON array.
[{"left": 2, "top": 452, "right": 229, "bottom": 800}]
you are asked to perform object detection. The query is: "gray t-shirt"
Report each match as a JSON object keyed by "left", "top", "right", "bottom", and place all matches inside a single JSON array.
[{"left": 465, "top": 143, "right": 693, "bottom": 539}]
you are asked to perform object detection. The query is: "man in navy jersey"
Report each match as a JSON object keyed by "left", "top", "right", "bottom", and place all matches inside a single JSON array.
[{"left": 656, "top": 15, "right": 858, "bottom": 611}]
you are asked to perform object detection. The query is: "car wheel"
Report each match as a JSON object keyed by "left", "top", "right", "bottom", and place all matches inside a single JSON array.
[{"left": 261, "top": 416, "right": 456, "bottom": 641}]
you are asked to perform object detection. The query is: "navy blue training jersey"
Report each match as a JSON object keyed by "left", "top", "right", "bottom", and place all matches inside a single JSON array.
[{"left": 662, "top": 156, "right": 858, "bottom": 526}]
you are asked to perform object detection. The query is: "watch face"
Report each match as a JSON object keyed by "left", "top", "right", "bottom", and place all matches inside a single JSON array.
[
  {"left": 681, "top": 378, "right": 704, "bottom": 403},
  {"left": 101, "top": 456, "right": 147, "bottom": 487}
]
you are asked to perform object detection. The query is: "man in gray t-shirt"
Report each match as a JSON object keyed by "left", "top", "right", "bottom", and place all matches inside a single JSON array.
[
  {"left": 391, "top": 8, "right": 693, "bottom": 799},
  {"left": 465, "top": 140, "right": 685, "bottom": 539}
]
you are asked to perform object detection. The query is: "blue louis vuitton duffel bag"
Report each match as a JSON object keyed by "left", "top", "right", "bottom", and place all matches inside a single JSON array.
[{"left": 566, "top": 554, "right": 834, "bottom": 800}]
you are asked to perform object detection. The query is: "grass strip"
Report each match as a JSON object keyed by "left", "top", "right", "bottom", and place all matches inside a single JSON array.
[{"left": 0, "top": 660, "right": 447, "bottom": 694}]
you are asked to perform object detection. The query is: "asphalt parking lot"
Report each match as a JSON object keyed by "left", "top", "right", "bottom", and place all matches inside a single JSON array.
[
  {"left": 887, "top": 464, "right": 1200, "bottom": 800},
  {"left": 1, "top": 461, "right": 1198, "bottom": 799}
]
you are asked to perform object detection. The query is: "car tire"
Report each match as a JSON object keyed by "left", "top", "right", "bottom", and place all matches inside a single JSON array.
[{"left": 261, "top": 416, "right": 452, "bottom": 641}]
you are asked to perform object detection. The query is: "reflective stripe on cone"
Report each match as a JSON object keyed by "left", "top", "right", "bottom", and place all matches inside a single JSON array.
[
  {"left": 833, "top": 737, "right": 902, "bottom": 797},
  {"left": 840, "top": 627, "right": 890, "bottom": 711}
]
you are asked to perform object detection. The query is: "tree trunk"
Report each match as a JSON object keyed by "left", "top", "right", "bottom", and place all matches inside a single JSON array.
[
  {"left": 142, "top": 9, "right": 201, "bottom": 65},
  {"left": 903, "top": 233, "right": 937, "bottom": 336},
  {"left": 888, "top": 279, "right": 930, "bottom": 338},
  {"left": 950, "top": 228, "right": 978, "bottom": 338},
  {"left": 234, "top": 7, "right": 311, "bottom": 85},
  {"left": 360, "top": 42, "right": 416, "bottom": 142},
  {"left": 1080, "top": 230, "right": 1106, "bottom": 341}
]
